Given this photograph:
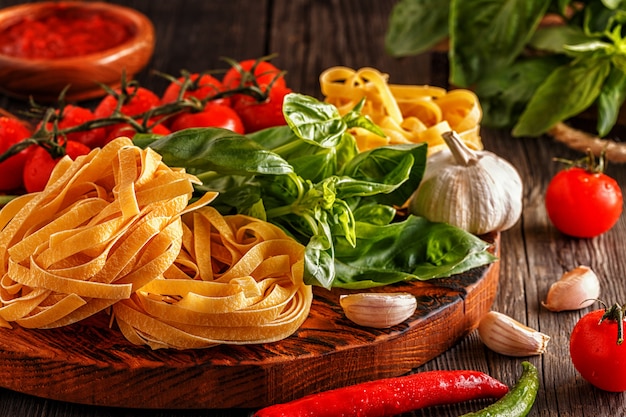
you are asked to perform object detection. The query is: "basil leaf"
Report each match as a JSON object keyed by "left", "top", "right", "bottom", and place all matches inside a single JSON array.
[
  {"left": 476, "top": 55, "right": 566, "bottom": 128},
  {"left": 283, "top": 93, "right": 346, "bottom": 147},
  {"left": 529, "top": 25, "right": 593, "bottom": 54},
  {"left": 332, "top": 216, "right": 496, "bottom": 289},
  {"left": 512, "top": 56, "right": 612, "bottom": 137},
  {"left": 449, "top": 0, "right": 551, "bottom": 87},
  {"left": 342, "top": 143, "right": 427, "bottom": 207},
  {"left": 145, "top": 127, "right": 294, "bottom": 176},
  {"left": 385, "top": 0, "right": 450, "bottom": 57},
  {"left": 597, "top": 66, "right": 626, "bottom": 136}
]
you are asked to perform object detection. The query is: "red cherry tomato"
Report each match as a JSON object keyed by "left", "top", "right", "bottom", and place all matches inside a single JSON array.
[
  {"left": 545, "top": 162, "right": 623, "bottom": 238},
  {"left": 570, "top": 304, "right": 626, "bottom": 392},
  {"left": 94, "top": 86, "right": 161, "bottom": 119},
  {"left": 23, "top": 140, "right": 91, "bottom": 193},
  {"left": 222, "top": 59, "right": 286, "bottom": 90},
  {"left": 232, "top": 84, "right": 291, "bottom": 133},
  {"left": 170, "top": 103, "right": 245, "bottom": 134},
  {"left": 38, "top": 105, "right": 106, "bottom": 149},
  {"left": 162, "top": 73, "right": 230, "bottom": 107},
  {"left": 0, "top": 116, "right": 33, "bottom": 192},
  {"left": 104, "top": 120, "right": 171, "bottom": 145}
]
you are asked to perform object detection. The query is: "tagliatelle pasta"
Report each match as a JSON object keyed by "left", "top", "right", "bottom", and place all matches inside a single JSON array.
[
  {"left": 319, "top": 66, "right": 483, "bottom": 154},
  {"left": 0, "top": 137, "right": 312, "bottom": 350},
  {"left": 114, "top": 206, "right": 312, "bottom": 350},
  {"left": 0, "top": 137, "right": 206, "bottom": 329}
]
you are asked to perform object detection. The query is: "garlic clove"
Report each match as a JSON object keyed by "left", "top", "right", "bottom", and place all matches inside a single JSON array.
[
  {"left": 542, "top": 265, "right": 600, "bottom": 312},
  {"left": 477, "top": 311, "right": 550, "bottom": 357},
  {"left": 340, "top": 292, "right": 417, "bottom": 328}
]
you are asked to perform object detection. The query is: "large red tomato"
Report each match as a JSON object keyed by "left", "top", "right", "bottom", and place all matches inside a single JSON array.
[
  {"left": 545, "top": 157, "right": 622, "bottom": 238},
  {"left": 570, "top": 304, "right": 626, "bottom": 392}
]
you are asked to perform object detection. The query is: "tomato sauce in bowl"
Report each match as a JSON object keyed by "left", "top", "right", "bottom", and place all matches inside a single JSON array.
[
  {"left": 0, "top": 5, "right": 135, "bottom": 60},
  {"left": 0, "top": 1, "right": 154, "bottom": 102}
]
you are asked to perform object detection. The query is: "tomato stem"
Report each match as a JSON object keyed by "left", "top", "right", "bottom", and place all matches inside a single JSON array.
[
  {"left": 553, "top": 147, "right": 608, "bottom": 174},
  {"left": 599, "top": 303, "right": 625, "bottom": 345}
]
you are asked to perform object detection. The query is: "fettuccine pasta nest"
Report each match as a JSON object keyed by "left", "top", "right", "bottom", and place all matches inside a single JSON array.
[
  {"left": 0, "top": 137, "right": 312, "bottom": 350},
  {"left": 320, "top": 66, "right": 483, "bottom": 154}
]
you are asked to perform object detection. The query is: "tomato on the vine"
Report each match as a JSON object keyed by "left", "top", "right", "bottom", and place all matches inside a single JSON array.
[
  {"left": 170, "top": 103, "right": 245, "bottom": 134},
  {"left": 104, "top": 119, "right": 171, "bottom": 145},
  {"left": 162, "top": 73, "right": 230, "bottom": 107},
  {"left": 570, "top": 303, "right": 626, "bottom": 392},
  {"left": 545, "top": 153, "right": 623, "bottom": 238},
  {"left": 0, "top": 116, "right": 32, "bottom": 192},
  {"left": 23, "top": 140, "right": 91, "bottom": 193},
  {"left": 222, "top": 59, "right": 286, "bottom": 91},
  {"left": 94, "top": 86, "right": 161, "bottom": 119},
  {"left": 232, "top": 83, "right": 291, "bottom": 133},
  {"left": 39, "top": 105, "right": 106, "bottom": 149}
]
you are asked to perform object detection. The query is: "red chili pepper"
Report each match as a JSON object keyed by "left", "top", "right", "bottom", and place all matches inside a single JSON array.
[{"left": 254, "top": 369, "right": 509, "bottom": 417}]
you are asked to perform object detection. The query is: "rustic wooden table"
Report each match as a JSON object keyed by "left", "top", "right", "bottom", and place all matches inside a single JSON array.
[{"left": 0, "top": 1, "right": 624, "bottom": 416}]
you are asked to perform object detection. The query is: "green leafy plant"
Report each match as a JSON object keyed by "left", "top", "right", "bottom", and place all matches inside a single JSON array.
[
  {"left": 136, "top": 93, "right": 496, "bottom": 289},
  {"left": 386, "top": 0, "right": 626, "bottom": 138}
]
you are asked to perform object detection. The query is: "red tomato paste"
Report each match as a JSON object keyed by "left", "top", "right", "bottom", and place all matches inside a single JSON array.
[{"left": 0, "top": 4, "right": 134, "bottom": 59}]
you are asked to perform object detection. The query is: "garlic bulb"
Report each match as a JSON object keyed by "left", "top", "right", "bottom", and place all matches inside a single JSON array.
[
  {"left": 478, "top": 311, "right": 550, "bottom": 357},
  {"left": 408, "top": 130, "right": 523, "bottom": 235},
  {"left": 542, "top": 265, "right": 600, "bottom": 312},
  {"left": 340, "top": 292, "right": 417, "bottom": 328}
]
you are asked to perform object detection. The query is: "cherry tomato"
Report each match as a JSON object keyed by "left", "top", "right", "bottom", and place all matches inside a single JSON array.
[
  {"left": 104, "top": 119, "right": 171, "bottom": 145},
  {"left": 170, "top": 103, "right": 245, "bottom": 134},
  {"left": 94, "top": 86, "right": 161, "bottom": 119},
  {"left": 0, "top": 116, "right": 33, "bottom": 192},
  {"left": 570, "top": 304, "right": 626, "bottom": 392},
  {"left": 38, "top": 105, "right": 106, "bottom": 149},
  {"left": 222, "top": 59, "right": 286, "bottom": 90},
  {"left": 545, "top": 158, "right": 623, "bottom": 238},
  {"left": 161, "top": 73, "right": 230, "bottom": 107},
  {"left": 232, "top": 84, "right": 291, "bottom": 133},
  {"left": 23, "top": 140, "right": 91, "bottom": 193}
]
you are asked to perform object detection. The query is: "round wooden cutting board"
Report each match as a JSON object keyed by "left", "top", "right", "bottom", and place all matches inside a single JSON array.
[{"left": 0, "top": 234, "right": 500, "bottom": 409}]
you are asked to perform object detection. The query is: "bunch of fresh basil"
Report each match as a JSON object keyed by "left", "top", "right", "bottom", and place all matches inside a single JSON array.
[
  {"left": 385, "top": 0, "right": 626, "bottom": 138},
  {"left": 137, "top": 93, "right": 495, "bottom": 289}
]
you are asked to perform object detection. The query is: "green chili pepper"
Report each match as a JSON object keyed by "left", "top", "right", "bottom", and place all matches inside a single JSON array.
[{"left": 460, "top": 361, "right": 539, "bottom": 417}]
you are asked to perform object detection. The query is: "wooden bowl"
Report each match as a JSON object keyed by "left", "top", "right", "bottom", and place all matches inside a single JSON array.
[{"left": 0, "top": 1, "right": 155, "bottom": 102}]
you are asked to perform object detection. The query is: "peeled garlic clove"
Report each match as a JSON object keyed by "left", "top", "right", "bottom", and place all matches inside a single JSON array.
[
  {"left": 542, "top": 265, "right": 600, "bottom": 312},
  {"left": 340, "top": 292, "right": 417, "bottom": 328},
  {"left": 478, "top": 311, "right": 550, "bottom": 357}
]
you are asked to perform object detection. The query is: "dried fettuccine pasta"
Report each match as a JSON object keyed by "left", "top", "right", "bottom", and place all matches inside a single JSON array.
[
  {"left": 0, "top": 137, "right": 214, "bottom": 329},
  {"left": 114, "top": 205, "right": 312, "bottom": 350},
  {"left": 319, "top": 66, "right": 483, "bottom": 154}
]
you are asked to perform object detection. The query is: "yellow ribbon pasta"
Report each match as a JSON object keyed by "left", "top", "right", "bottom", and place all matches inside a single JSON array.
[
  {"left": 114, "top": 206, "right": 312, "bottom": 350},
  {"left": 0, "top": 137, "right": 313, "bottom": 350},
  {"left": 319, "top": 66, "right": 483, "bottom": 154},
  {"left": 0, "top": 137, "right": 205, "bottom": 329}
]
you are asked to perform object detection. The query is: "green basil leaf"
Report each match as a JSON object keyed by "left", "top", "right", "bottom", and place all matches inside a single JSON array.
[
  {"left": 529, "top": 25, "right": 594, "bottom": 54},
  {"left": 384, "top": 0, "right": 450, "bottom": 57},
  {"left": 476, "top": 55, "right": 566, "bottom": 128},
  {"left": 331, "top": 216, "right": 496, "bottom": 289},
  {"left": 512, "top": 56, "right": 612, "bottom": 137},
  {"left": 449, "top": 0, "right": 550, "bottom": 87},
  {"left": 342, "top": 143, "right": 427, "bottom": 207},
  {"left": 597, "top": 66, "right": 626, "bottom": 136},
  {"left": 283, "top": 93, "right": 346, "bottom": 147},
  {"left": 146, "top": 127, "right": 294, "bottom": 176}
]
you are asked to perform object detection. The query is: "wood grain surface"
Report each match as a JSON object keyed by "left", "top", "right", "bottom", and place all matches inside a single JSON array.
[
  {"left": 0, "top": 1, "right": 625, "bottom": 416},
  {"left": 0, "top": 236, "right": 499, "bottom": 409}
]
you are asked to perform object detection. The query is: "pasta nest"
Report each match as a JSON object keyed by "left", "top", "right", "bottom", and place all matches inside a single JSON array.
[{"left": 0, "top": 137, "right": 312, "bottom": 349}]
